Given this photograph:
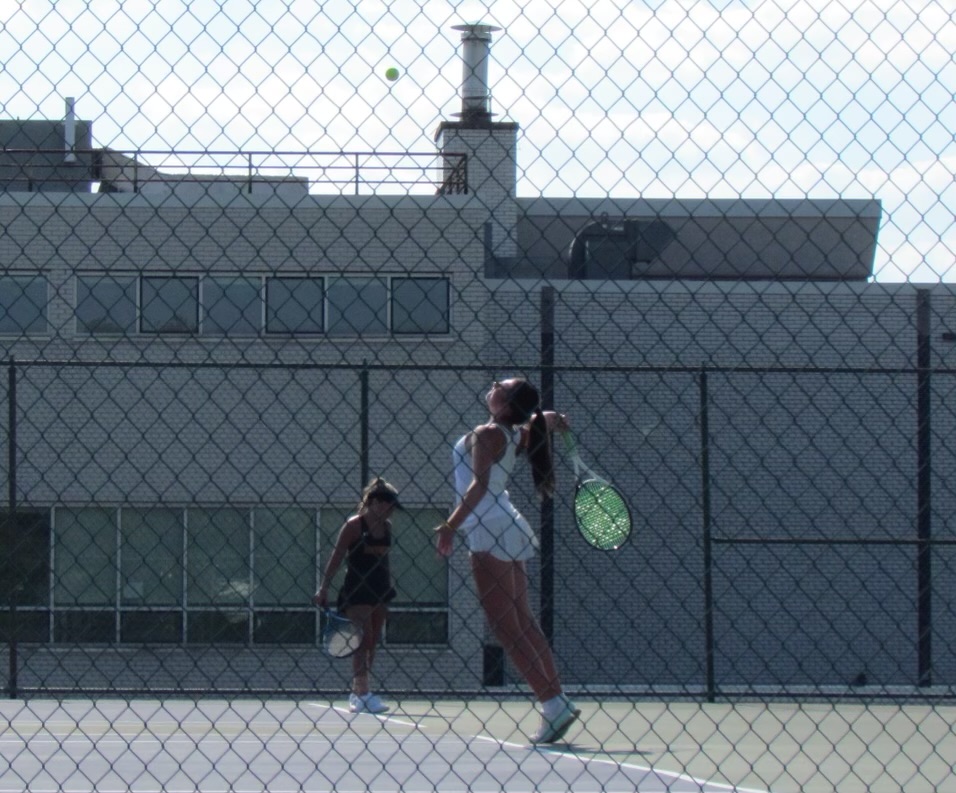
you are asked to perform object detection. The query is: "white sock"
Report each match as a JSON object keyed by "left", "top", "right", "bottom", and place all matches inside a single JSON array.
[{"left": 541, "top": 694, "right": 567, "bottom": 719}]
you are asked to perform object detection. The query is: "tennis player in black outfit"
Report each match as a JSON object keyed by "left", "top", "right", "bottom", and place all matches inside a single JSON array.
[{"left": 314, "top": 478, "right": 400, "bottom": 714}]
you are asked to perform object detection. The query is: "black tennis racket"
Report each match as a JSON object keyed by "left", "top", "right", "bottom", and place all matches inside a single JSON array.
[
  {"left": 321, "top": 608, "right": 363, "bottom": 658},
  {"left": 561, "top": 431, "right": 633, "bottom": 551}
]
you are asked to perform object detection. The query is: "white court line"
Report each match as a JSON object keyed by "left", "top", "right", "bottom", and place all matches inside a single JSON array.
[
  {"left": 309, "top": 702, "right": 769, "bottom": 793},
  {"left": 472, "top": 733, "right": 768, "bottom": 793},
  {"left": 324, "top": 703, "right": 422, "bottom": 730}
]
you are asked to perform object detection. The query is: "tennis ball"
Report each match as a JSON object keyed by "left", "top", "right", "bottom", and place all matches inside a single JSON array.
[{"left": 385, "top": 67, "right": 400, "bottom": 81}]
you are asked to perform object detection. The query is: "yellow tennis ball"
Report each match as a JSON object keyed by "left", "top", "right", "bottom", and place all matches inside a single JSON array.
[{"left": 385, "top": 67, "right": 400, "bottom": 81}]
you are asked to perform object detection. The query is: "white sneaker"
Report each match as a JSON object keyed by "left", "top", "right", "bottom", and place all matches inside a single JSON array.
[
  {"left": 530, "top": 700, "right": 581, "bottom": 744},
  {"left": 348, "top": 693, "right": 365, "bottom": 713},
  {"left": 361, "top": 693, "right": 389, "bottom": 714}
]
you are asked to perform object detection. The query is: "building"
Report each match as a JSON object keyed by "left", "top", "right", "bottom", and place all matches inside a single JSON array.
[{"left": 1, "top": 24, "right": 951, "bottom": 697}]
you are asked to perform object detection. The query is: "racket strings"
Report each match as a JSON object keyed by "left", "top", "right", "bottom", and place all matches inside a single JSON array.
[
  {"left": 323, "top": 613, "right": 363, "bottom": 658},
  {"left": 575, "top": 479, "right": 632, "bottom": 551},
  {"left": 327, "top": 628, "right": 361, "bottom": 658}
]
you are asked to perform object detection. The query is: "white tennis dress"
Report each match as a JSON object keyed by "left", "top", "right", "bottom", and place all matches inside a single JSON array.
[{"left": 452, "top": 423, "right": 539, "bottom": 561}]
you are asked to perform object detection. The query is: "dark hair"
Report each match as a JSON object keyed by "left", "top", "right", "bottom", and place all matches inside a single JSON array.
[
  {"left": 502, "top": 380, "right": 555, "bottom": 500},
  {"left": 359, "top": 477, "right": 402, "bottom": 511}
]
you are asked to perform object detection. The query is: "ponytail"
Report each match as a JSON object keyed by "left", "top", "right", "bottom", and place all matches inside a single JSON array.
[
  {"left": 501, "top": 378, "right": 555, "bottom": 499},
  {"left": 527, "top": 409, "right": 555, "bottom": 500}
]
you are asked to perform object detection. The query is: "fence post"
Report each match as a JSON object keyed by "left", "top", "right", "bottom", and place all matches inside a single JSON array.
[
  {"left": 7, "top": 358, "right": 17, "bottom": 699},
  {"left": 916, "top": 289, "right": 932, "bottom": 686},
  {"left": 360, "top": 361, "right": 369, "bottom": 487},
  {"left": 699, "top": 367, "right": 716, "bottom": 702}
]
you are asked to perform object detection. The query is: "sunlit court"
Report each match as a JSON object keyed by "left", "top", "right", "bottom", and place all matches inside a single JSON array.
[{"left": 3, "top": 697, "right": 953, "bottom": 793}]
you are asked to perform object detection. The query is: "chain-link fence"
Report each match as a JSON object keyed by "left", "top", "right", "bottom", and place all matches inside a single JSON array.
[{"left": 1, "top": 2, "right": 956, "bottom": 791}]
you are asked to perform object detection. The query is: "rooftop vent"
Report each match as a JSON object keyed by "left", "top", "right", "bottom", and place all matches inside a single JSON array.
[
  {"left": 452, "top": 23, "right": 500, "bottom": 123},
  {"left": 567, "top": 219, "right": 676, "bottom": 279}
]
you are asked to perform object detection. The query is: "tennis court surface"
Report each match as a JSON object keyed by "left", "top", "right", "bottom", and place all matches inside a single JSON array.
[{"left": 2, "top": 696, "right": 953, "bottom": 792}]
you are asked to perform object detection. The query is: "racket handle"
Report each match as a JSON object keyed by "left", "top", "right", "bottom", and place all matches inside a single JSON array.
[{"left": 561, "top": 431, "right": 577, "bottom": 456}]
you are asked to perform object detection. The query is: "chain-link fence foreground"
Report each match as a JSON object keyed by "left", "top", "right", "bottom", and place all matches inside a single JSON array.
[
  {"left": 2, "top": 697, "right": 954, "bottom": 792},
  {"left": 3, "top": 1, "right": 956, "bottom": 790},
  {"left": 2, "top": 355, "right": 955, "bottom": 791}
]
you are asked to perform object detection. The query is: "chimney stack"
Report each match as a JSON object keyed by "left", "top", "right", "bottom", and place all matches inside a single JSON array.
[{"left": 452, "top": 24, "right": 500, "bottom": 123}]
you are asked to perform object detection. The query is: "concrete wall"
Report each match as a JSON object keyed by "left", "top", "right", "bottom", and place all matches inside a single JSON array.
[{"left": 1, "top": 188, "right": 952, "bottom": 693}]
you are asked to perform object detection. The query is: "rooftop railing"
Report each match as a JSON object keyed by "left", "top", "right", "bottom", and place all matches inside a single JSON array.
[{"left": 0, "top": 148, "right": 468, "bottom": 196}]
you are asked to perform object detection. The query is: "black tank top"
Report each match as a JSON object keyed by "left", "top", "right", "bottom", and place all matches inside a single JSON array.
[{"left": 338, "top": 516, "right": 394, "bottom": 607}]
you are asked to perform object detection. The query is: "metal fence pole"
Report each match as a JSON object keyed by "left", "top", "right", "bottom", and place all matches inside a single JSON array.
[
  {"left": 7, "top": 358, "right": 17, "bottom": 700},
  {"left": 699, "top": 367, "right": 716, "bottom": 702},
  {"left": 360, "top": 361, "right": 369, "bottom": 487},
  {"left": 916, "top": 290, "right": 933, "bottom": 686}
]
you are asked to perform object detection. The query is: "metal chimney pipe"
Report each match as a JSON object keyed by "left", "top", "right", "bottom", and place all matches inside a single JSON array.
[
  {"left": 452, "top": 23, "right": 500, "bottom": 121},
  {"left": 63, "top": 97, "right": 77, "bottom": 163}
]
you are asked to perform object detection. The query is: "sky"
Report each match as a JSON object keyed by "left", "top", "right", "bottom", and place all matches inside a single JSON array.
[{"left": 1, "top": 0, "right": 954, "bottom": 282}]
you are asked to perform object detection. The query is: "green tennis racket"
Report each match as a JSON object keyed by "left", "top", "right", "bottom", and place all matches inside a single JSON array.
[{"left": 562, "top": 431, "right": 632, "bottom": 551}]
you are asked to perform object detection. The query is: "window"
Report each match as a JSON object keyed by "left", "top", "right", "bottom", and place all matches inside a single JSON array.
[
  {"left": 4, "top": 503, "right": 444, "bottom": 647},
  {"left": 187, "top": 508, "right": 250, "bottom": 605},
  {"left": 266, "top": 277, "right": 323, "bottom": 334},
  {"left": 55, "top": 507, "right": 116, "bottom": 606},
  {"left": 393, "top": 277, "right": 449, "bottom": 334},
  {"left": 252, "top": 507, "right": 317, "bottom": 645},
  {"left": 141, "top": 276, "right": 199, "bottom": 333},
  {"left": 389, "top": 507, "right": 447, "bottom": 606},
  {"left": 0, "top": 510, "right": 51, "bottom": 643},
  {"left": 54, "top": 610, "right": 115, "bottom": 644},
  {"left": 121, "top": 507, "right": 184, "bottom": 606},
  {"left": 254, "top": 611, "right": 316, "bottom": 644},
  {"left": 387, "top": 610, "right": 448, "bottom": 645},
  {"left": 75, "top": 274, "right": 450, "bottom": 338},
  {"left": 202, "top": 276, "right": 261, "bottom": 336},
  {"left": 121, "top": 610, "right": 181, "bottom": 644},
  {"left": 0, "top": 275, "right": 46, "bottom": 334},
  {"left": 0, "top": 510, "right": 51, "bottom": 607},
  {"left": 76, "top": 274, "right": 136, "bottom": 334},
  {"left": 254, "top": 508, "right": 315, "bottom": 606},
  {"left": 327, "top": 276, "right": 387, "bottom": 336},
  {"left": 385, "top": 507, "right": 449, "bottom": 645},
  {"left": 46, "top": 505, "right": 318, "bottom": 645},
  {"left": 53, "top": 508, "right": 118, "bottom": 643}
]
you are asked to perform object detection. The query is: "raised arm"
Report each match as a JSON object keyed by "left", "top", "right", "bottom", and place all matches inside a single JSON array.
[{"left": 518, "top": 410, "right": 570, "bottom": 451}]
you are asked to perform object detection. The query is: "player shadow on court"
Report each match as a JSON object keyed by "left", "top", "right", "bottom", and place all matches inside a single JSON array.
[{"left": 534, "top": 741, "right": 654, "bottom": 757}]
